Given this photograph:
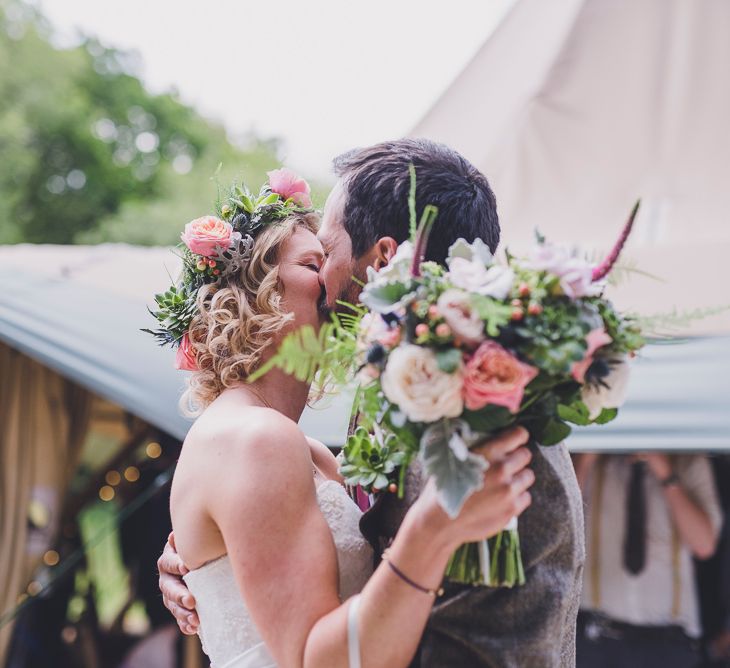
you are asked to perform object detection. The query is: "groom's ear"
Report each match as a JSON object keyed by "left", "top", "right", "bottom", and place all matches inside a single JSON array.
[{"left": 371, "top": 237, "right": 398, "bottom": 270}]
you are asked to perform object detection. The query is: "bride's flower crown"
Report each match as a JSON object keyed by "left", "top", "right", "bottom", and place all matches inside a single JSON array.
[{"left": 143, "top": 169, "right": 314, "bottom": 366}]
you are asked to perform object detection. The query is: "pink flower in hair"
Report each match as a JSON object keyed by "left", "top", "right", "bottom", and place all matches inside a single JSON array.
[
  {"left": 267, "top": 168, "right": 312, "bottom": 208},
  {"left": 175, "top": 333, "right": 198, "bottom": 371},
  {"left": 181, "top": 216, "right": 233, "bottom": 258}
]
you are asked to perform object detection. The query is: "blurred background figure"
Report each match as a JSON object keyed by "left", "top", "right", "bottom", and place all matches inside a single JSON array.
[
  {"left": 573, "top": 453, "right": 722, "bottom": 668},
  {"left": 697, "top": 455, "right": 730, "bottom": 667}
]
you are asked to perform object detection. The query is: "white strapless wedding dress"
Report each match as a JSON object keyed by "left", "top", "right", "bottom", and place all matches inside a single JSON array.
[{"left": 183, "top": 480, "right": 374, "bottom": 668}]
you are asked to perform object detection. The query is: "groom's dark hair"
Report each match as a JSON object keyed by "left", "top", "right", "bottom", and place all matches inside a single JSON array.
[{"left": 333, "top": 138, "right": 500, "bottom": 263}]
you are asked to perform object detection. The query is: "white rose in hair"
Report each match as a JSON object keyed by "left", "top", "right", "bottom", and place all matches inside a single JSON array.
[
  {"left": 381, "top": 344, "right": 464, "bottom": 423},
  {"left": 581, "top": 355, "right": 631, "bottom": 419},
  {"left": 437, "top": 289, "right": 485, "bottom": 347}
]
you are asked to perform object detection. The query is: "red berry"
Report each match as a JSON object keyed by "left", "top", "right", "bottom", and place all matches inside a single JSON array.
[
  {"left": 528, "top": 303, "right": 543, "bottom": 316},
  {"left": 519, "top": 282, "right": 531, "bottom": 297},
  {"left": 511, "top": 307, "right": 524, "bottom": 321},
  {"left": 511, "top": 298, "right": 523, "bottom": 307},
  {"left": 388, "top": 483, "right": 398, "bottom": 494}
]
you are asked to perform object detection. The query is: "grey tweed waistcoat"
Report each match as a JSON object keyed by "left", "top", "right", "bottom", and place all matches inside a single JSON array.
[{"left": 359, "top": 442, "right": 585, "bottom": 668}]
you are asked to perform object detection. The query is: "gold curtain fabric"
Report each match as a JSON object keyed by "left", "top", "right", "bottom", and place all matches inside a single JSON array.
[{"left": 0, "top": 342, "right": 92, "bottom": 664}]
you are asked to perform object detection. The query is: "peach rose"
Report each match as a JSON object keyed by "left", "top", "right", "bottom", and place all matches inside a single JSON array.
[
  {"left": 175, "top": 333, "right": 198, "bottom": 371},
  {"left": 571, "top": 327, "right": 613, "bottom": 383},
  {"left": 181, "top": 216, "right": 233, "bottom": 258},
  {"left": 267, "top": 168, "right": 312, "bottom": 208},
  {"left": 381, "top": 344, "right": 464, "bottom": 423},
  {"left": 462, "top": 341, "right": 538, "bottom": 413}
]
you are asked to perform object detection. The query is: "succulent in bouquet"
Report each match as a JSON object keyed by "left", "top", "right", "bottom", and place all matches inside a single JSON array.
[{"left": 257, "top": 171, "right": 645, "bottom": 588}]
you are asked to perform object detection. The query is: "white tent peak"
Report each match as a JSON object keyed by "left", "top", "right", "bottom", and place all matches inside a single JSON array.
[{"left": 412, "top": 0, "right": 730, "bottom": 333}]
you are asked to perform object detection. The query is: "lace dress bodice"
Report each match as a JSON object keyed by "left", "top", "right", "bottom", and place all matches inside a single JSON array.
[{"left": 183, "top": 480, "right": 374, "bottom": 668}]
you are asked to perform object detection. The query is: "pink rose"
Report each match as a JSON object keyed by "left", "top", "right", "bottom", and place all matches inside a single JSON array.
[
  {"left": 175, "top": 333, "right": 198, "bottom": 371},
  {"left": 462, "top": 341, "right": 538, "bottom": 413},
  {"left": 571, "top": 327, "right": 613, "bottom": 382},
  {"left": 267, "top": 168, "right": 312, "bottom": 208},
  {"left": 181, "top": 216, "right": 233, "bottom": 258}
]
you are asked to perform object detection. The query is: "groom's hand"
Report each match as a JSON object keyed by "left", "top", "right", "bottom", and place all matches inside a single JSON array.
[
  {"left": 157, "top": 532, "right": 199, "bottom": 635},
  {"left": 473, "top": 426, "right": 532, "bottom": 466}
]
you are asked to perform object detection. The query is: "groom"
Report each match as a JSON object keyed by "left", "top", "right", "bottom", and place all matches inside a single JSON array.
[{"left": 158, "top": 139, "right": 585, "bottom": 667}]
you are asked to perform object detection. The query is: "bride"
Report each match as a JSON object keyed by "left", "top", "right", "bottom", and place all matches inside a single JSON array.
[{"left": 162, "top": 176, "right": 535, "bottom": 668}]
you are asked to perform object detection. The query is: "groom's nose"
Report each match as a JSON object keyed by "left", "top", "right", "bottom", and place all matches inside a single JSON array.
[{"left": 317, "top": 262, "right": 330, "bottom": 306}]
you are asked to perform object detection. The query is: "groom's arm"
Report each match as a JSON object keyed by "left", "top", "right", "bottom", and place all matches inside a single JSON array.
[{"left": 157, "top": 531, "right": 200, "bottom": 634}]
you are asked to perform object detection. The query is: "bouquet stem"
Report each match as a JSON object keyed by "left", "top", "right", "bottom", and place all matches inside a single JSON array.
[{"left": 445, "top": 518, "right": 525, "bottom": 588}]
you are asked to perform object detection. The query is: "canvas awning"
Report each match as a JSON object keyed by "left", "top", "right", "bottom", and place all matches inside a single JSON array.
[
  {"left": 0, "top": 244, "right": 727, "bottom": 451},
  {"left": 0, "top": 244, "right": 353, "bottom": 446}
]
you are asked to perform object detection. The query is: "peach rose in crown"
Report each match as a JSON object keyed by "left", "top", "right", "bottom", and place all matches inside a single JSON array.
[
  {"left": 175, "top": 333, "right": 198, "bottom": 371},
  {"left": 571, "top": 327, "right": 613, "bottom": 383},
  {"left": 462, "top": 341, "right": 538, "bottom": 413},
  {"left": 267, "top": 168, "right": 312, "bottom": 208},
  {"left": 181, "top": 216, "right": 233, "bottom": 258}
]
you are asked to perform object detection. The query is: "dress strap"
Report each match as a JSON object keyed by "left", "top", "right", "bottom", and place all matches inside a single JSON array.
[{"left": 347, "top": 594, "right": 362, "bottom": 668}]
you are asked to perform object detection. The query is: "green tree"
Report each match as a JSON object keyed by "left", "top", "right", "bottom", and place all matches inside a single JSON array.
[{"left": 0, "top": 0, "right": 309, "bottom": 246}]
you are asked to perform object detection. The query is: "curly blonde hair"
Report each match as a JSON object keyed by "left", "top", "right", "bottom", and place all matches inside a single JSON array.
[{"left": 181, "top": 212, "right": 320, "bottom": 414}]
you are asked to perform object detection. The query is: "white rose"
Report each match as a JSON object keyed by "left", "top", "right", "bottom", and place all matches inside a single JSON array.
[
  {"left": 437, "top": 289, "right": 485, "bottom": 346},
  {"left": 581, "top": 355, "right": 631, "bottom": 419},
  {"left": 448, "top": 258, "right": 515, "bottom": 299},
  {"left": 381, "top": 344, "right": 464, "bottom": 423}
]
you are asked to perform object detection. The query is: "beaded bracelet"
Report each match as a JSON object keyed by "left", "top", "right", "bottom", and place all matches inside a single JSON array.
[
  {"left": 660, "top": 472, "right": 681, "bottom": 488},
  {"left": 382, "top": 548, "right": 445, "bottom": 598}
]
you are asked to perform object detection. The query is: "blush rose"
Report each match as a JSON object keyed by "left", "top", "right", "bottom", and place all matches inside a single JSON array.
[
  {"left": 462, "top": 341, "right": 538, "bottom": 413},
  {"left": 381, "top": 344, "right": 464, "bottom": 422},
  {"left": 181, "top": 216, "right": 233, "bottom": 258},
  {"left": 436, "top": 289, "right": 485, "bottom": 347}
]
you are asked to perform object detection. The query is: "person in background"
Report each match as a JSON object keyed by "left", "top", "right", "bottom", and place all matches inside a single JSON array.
[
  {"left": 572, "top": 453, "right": 722, "bottom": 668},
  {"left": 698, "top": 455, "right": 730, "bottom": 667}
]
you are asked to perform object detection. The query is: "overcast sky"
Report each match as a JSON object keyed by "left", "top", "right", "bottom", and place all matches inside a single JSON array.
[{"left": 39, "top": 0, "right": 515, "bottom": 179}]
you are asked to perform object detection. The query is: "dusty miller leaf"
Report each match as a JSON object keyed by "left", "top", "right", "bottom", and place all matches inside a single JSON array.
[{"left": 420, "top": 420, "right": 487, "bottom": 519}]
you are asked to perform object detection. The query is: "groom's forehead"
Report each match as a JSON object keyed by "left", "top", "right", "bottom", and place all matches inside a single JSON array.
[
  {"left": 323, "top": 181, "right": 346, "bottom": 215},
  {"left": 318, "top": 184, "right": 348, "bottom": 240}
]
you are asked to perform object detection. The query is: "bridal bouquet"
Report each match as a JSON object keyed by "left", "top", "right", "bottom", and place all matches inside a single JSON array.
[{"left": 257, "top": 176, "right": 645, "bottom": 588}]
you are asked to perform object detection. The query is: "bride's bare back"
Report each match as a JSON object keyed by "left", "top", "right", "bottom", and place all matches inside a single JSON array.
[{"left": 171, "top": 390, "right": 340, "bottom": 571}]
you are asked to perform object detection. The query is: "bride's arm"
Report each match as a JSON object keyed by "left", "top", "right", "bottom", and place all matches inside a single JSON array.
[{"left": 209, "top": 417, "right": 533, "bottom": 668}]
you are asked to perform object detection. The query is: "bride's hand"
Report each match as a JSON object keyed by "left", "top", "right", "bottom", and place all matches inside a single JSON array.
[
  {"left": 412, "top": 426, "right": 534, "bottom": 548},
  {"left": 157, "top": 532, "right": 199, "bottom": 635}
]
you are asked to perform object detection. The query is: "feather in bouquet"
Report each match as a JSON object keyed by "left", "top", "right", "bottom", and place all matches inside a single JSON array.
[{"left": 258, "top": 173, "right": 645, "bottom": 588}]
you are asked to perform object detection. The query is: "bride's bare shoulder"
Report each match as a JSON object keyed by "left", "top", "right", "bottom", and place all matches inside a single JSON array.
[{"left": 185, "top": 406, "right": 311, "bottom": 475}]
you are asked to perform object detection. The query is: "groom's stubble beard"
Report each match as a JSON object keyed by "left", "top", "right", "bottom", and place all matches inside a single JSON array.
[{"left": 318, "top": 260, "right": 368, "bottom": 317}]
